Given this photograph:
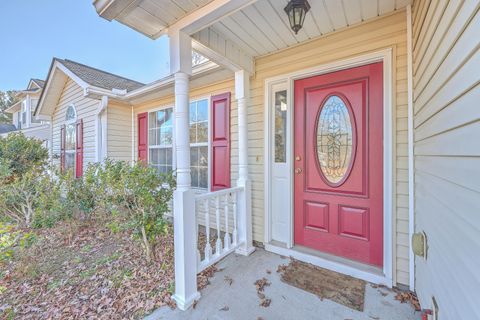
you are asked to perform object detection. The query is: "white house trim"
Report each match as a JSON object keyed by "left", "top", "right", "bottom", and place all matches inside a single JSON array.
[
  {"left": 406, "top": 4, "right": 415, "bottom": 291},
  {"left": 264, "top": 48, "right": 394, "bottom": 287}
]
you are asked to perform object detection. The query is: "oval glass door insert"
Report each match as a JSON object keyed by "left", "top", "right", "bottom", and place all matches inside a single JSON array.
[{"left": 316, "top": 95, "right": 354, "bottom": 185}]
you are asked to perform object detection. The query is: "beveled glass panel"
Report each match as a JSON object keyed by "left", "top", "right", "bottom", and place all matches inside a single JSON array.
[
  {"left": 274, "top": 90, "right": 287, "bottom": 163},
  {"left": 316, "top": 95, "right": 354, "bottom": 184}
]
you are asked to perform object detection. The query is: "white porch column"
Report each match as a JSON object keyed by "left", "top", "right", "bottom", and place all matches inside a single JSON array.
[
  {"left": 170, "top": 31, "right": 200, "bottom": 311},
  {"left": 234, "top": 70, "right": 255, "bottom": 256}
]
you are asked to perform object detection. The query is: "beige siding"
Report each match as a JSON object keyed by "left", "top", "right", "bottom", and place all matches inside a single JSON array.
[
  {"left": 412, "top": 0, "right": 480, "bottom": 318},
  {"left": 51, "top": 79, "right": 100, "bottom": 170},
  {"left": 253, "top": 10, "right": 410, "bottom": 286},
  {"left": 107, "top": 103, "right": 132, "bottom": 161}
]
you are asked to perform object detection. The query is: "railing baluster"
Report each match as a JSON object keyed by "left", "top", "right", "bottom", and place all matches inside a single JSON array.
[
  {"left": 232, "top": 192, "right": 238, "bottom": 246},
  {"left": 224, "top": 194, "right": 231, "bottom": 250},
  {"left": 215, "top": 196, "right": 222, "bottom": 256},
  {"left": 204, "top": 198, "right": 212, "bottom": 262},
  {"left": 193, "top": 186, "right": 244, "bottom": 273},
  {"left": 195, "top": 209, "right": 201, "bottom": 266}
]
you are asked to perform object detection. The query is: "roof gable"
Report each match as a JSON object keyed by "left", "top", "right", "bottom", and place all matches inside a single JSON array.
[{"left": 36, "top": 58, "right": 145, "bottom": 117}]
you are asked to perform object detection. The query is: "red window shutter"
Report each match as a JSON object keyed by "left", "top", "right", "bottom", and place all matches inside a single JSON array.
[
  {"left": 75, "top": 119, "right": 83, "bottom": 178},
  {"left": 138, "top": 112, "right": 148, "bottom": 163},
  {"left": 211, "top": 92, "right": 231, "bottom": 191},
  {"left": 60, "top": 124, "right": 66, "bottom": 172}
]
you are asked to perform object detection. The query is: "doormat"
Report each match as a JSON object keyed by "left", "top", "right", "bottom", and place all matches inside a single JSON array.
[{"left": 278, "top": 259, "right": 366, "bottom": 311}]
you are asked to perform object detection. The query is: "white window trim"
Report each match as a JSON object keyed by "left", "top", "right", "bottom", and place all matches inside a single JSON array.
[{"left": 145, "top": 95, "right": 212, "bottom": 192}]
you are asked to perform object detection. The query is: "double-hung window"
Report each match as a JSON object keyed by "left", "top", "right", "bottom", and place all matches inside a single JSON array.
[
  {"left": 145, "top": 98, "right": 210, "bottom": 190},
  {"left": 148, "top": 108, "right": 173, "bottom": 174}
]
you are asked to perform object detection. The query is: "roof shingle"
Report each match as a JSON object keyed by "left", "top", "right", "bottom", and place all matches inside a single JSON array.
[{"left": 58, "top": 59, "right": 145, "bottom": 92}]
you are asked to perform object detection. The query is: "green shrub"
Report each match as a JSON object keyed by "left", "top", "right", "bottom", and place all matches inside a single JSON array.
[
  {"left": 0, "top": 166, "right": 63, "bottom": 228},
  {"left": 101, "top": 160, "right": 175, "bottom": 262},
  {"left": 0, "top": 132, "right": 48, "bottom": 182}
]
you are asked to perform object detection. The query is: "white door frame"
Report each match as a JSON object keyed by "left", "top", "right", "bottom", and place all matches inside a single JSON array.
[{"left": 264, "top": 48, "right": 394, "bottom": 286}]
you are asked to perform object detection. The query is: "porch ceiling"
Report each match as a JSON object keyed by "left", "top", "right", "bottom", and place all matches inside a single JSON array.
[
  {"left": 201, "top": 0, "right": 411, "bottom": 57},
  {"left": 94, "top": 0, "right": 215, "bottom": 38}
]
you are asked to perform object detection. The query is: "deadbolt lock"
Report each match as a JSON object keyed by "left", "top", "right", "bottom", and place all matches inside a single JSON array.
[{"left": 295, "top": 155, "right": 301, "bottom": 161}]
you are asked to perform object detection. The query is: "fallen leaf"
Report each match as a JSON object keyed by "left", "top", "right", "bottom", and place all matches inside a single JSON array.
[
  {"left": 219, "top": 305, "right": 229, "bottom": 311},
  {"left": 224, "top": 276, "right": 233, "bottom": 286},
  {"left": 259, "top": 298, "right": 271, "bottom": 307}
]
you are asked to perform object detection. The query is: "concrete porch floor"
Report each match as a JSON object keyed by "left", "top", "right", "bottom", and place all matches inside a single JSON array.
[{"left": 146, "top": 249, "right": 420, "bottom": 320}]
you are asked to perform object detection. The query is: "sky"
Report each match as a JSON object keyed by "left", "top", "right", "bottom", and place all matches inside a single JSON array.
[{"left": 0, "top": 1, "right": 170, "bottom": 91}]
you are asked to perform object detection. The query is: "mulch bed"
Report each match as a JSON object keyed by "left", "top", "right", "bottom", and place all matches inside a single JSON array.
[
  {"left": 278, "top": 259, "right": 366, "bottom": 311},
  {"left": 0, "top": 222, "right": 218, "bottom": 319}
]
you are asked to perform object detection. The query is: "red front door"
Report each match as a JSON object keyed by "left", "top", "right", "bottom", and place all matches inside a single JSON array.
[{"left": 294, "top": 62, "right": 384, "bottom": 267}]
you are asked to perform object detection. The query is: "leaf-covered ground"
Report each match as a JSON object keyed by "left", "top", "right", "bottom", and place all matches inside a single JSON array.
[{"left": 0, "top": 222, "right": 217, "bottom": 319}]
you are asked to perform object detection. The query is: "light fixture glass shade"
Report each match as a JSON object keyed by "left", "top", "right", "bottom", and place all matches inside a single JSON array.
[{"left": 284, "top": 0, "right": 311, "bottom": 34}]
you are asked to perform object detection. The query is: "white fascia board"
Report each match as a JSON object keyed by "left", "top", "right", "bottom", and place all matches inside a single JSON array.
[
  {"left": 93, "top": 0, "right": 136, "bottom": 21},
  {"left": 5, "top": 100, "right": 23, "bottom": 113},
  {"left": 55, "top": 61, "right": 90, "bottom": 90},
  {"left": 159, "top": 0, "right": 258, "bottom": 37}
]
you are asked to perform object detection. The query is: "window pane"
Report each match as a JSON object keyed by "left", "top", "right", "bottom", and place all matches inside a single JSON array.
[
  {"left": 65, "top": 152, "right": 75, "bottom": 171},
  {"left": 190, "top": 123, "right": 197, "bottom": 143},
  {"left": 149, "top": 128, "right": 156, "bottom": 145},
  {"left": 190, "top": 146, "right": 198, "bottom": 166},
  {"left": 197, "top": 121, "right": 208, "bottom": 143},
  {"left": 199, "top": 146, "right": 208, "bottom": 167},
  {"left": 191, "top": 167, "right": 199, "bottom": 188},
  {"left": 66, "top": 106, "right": 76, "bottom": 121},
  {"left": 149, "top": 148, "right": 159, "bottom": 164},
  {"left": 156, "top": 110, "right": 165, "bottom": 127},
  {"left": 161, "top": 126, "right": 172, "bottom": 145},
  {"left": 274, "top": 90, "right": 287, "bottom": 163},
  {"left": 189, "top": 102, "right": 197, "bottom": 123},
  {"left": 197, "top": 99, "right": 208, "bottom": 121},
  {"left": 149, "top": 113, "right": 156, "bottom": 129},
  {"left": 65, "top": 124, "right": 76, "bottom": 151},
  {"left": 199, "top": 167, "right": 208, "bottom": 189},
  {"left": 166, "top": 148, "right": 172, "bottom": 167}
]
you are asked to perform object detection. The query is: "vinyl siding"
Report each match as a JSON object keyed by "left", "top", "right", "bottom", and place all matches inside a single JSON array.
[
  {"left": 254, "top": 10, "right": 410, "bottom": 286},
  {"left": 412, "top": 0, "right": 480, "bottom": 318},
  {"left": 107, "top": 103, "right": 132, "bottom": 161},
  {"left": 51, "top": 79, "right": 100, "bottom": 170}
]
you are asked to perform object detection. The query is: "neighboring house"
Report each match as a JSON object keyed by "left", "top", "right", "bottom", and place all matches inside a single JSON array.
[{"left": 1, "top": 79, "right": 51, "bottom": 148}]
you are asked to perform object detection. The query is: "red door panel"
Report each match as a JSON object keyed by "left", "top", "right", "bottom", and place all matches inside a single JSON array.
[{"left": 294, "top": 62, "right": 383, "bottom": 267}]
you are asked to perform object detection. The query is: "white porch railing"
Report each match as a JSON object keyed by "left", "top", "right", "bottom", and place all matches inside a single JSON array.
[{"left": 195, "top": 186, "right": 244, "bottom": 273}]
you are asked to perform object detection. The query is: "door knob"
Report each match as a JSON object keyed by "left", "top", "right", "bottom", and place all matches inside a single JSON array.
[{"left": 295, "top": 168, "right": 303, "bottom": 174}]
